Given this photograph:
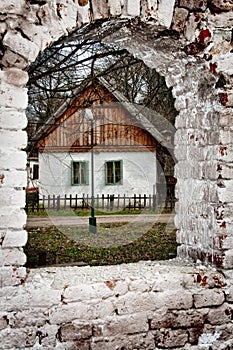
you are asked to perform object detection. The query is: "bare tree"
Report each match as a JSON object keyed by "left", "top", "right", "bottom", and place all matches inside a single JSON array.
[{"left": 26, "top": 19, "right": 177, "bottom": 140}]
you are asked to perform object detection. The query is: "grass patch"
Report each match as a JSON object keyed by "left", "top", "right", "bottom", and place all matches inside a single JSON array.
[
  {"left": 25, "top": 222, "right": 177, "bottom": 268},
  {"left": 26, "top": 207, "right": 173, "bottom": 217}
]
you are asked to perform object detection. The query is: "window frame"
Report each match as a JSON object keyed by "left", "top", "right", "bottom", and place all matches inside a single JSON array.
[
  {"left": 71, "top": 161, "right": 89, "bottom": 186},
  {"left": 32, "top": 164, "right": 39, "bottom": 180},
  {"left": 105, "top": 160, "right": 123, "bottom": 186}
]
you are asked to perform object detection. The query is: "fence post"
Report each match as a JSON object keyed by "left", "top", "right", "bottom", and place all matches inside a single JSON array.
[
  {"left": 52, "top": 195, "right": 56, "bottom": 210},
  {"left": 107, "top": 194, "right": 110, "bottom": 210},
  {"left": 128, "top": 198, "right": 131, "bottom": 210},
  {"left": 64, "top": 194, "right": 67, "bottom": 209},
  {"left": 134, "top": 194, "right": 136, "bottom": 210},
  {"left": 57, "top": 195, "right": 60, "bottom": 211},
  {"left": 48, "top": 195, "right": 51, "bottom": 209},
  {"left": 69, "top": 194, "right": 72, "bottom": 208},
  {"left": 153, "top": 184, "right": 156, "bottom": 212},
  {"left": 42, "top": 195, "right": 45, "bottom": 210},
  {"left": 139, "top": 194, "right": 141, "bottom": 210},
  {"left": 149, "top": 194, "right": 152, "bottom": 210},
  {"left": 97, "top": 194, "right": 99, "bottom": 209},
  {"left": 75, "top": 194, "right": 78, "bottom": 208},
  {"left": 102, "top": 194, "right": 104, "bottom": 210},
  {"left": 110, "top": 194, "right": 114, "bottom": 211}
]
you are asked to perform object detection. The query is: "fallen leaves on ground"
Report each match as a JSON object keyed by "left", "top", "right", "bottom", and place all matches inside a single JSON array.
[{"left": 25, "top": 222, "right": 177, "bottom": 267}]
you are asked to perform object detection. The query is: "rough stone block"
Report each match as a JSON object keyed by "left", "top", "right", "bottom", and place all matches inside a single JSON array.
[
  {"left": 154, "top": 328, "right": 188, "bottom": 348},
  {"left": 201, "top": 161, "right": 218, "bottom": 180},
  {"left": 225, "top": 284, "right": 233, "bottom": 302},
  {"left": 0, "top": 247, "right": 26, "bottom": 266},
  {"left": 158, "top": 0, "right": 176, "bottom": 27},
  {"left": 126, "top": 0, "right": 141, "bottom": 17},
  {"left": 91, "top": 0, "right": 111, "bottom": 20},
  {"left": 3, "top": 30, "right": 39, "bottom": 63},
  {"left": 108, "top": 0, "right": 122, "bottom": 16},
  {"left": 1, "top": 49, "right": 28, "bottom": 69},
  {"left": 0, "top": 22, "right": 6, "bottom": 34},
  {"left": 151, "top": 271, "right": 196, "bottom": 292},
  {"left": 60, "top": 320, "right": 92, "bottom": 341},
  {"left": 220, "top": 130, "right": 233, "bottom": 145},
  {"left": 1, "top": 229, "right": 27, "bottom": 248},
  {"left": 29, "top": 288, "right": 62, "bottom": 308},
  {"left": 0, "top": 108, "right": 27, "bottom": 130},
  {"left": 33, "top": 4, "right": 70, "bottom": 45},
  {"left": 1, "top": 0, "right": 25, "bottom": 14},
  {"left": 209, "top": 12, "right": 233, "bottom": 28},
  {"left": 220, "top": 91, "right": 233, "bottom": 107},
  {"left": 50, "top": 299, "right": 115, "bottom": 324},
  {"left": 207, "top": 304, "right": 233, "bottom": 325},
  {"left": 149, "top": 308, "right": 208, "bottom": 329},
  {"left": 77, "top": 3, "right": 90, "bottom": 26},
  {"left": 94, "top": 312, "right": 149, "bottom": 337},
  {"left": 0, "top": 170, "right": 27, "bottom": 188},
  {"left": 114, "top": 291, "right": 157, "bottom": 315},
  {"left": 223, "top": 249, "right": 233, "bottom": 269},
  {"left": 0, "top": 81, "right": 28, "bottom": 109},
  {"left": 180, "top": 0, "right": 208, "bottom": 10},
  {"left": 193, "top": 289, "right": 225, "bottom": 308},
  {"left": 0, "top": 150, "right": 27, "bottom": 171},
  {"left": 0, "top": 313, "right": 8, "bottom": 330},
  {"left": 155, "top": 290, "right": 193, "bottom": 310},
  {"left": 218, "top": 144, "right": 233, "bottom": 163},
  {"left": 221, "top": 235, "right": 233, "bottom": 250},
  {"left": 0, "top": 208, "right": 26, "bottom": 229},
  {"left": 64, "top": 283, "right": 110, "bottom": 301},
  {"left": 48, "top": 0, "right": 77, "bottom": 33},
  {"left": 9, "top": 308, "right": 50, "bottom": 328},
  {"left": 219, "top": 111, "right": 233, "bottom": 127},
  {"left": 2, "top": 68, "right": 28, "bottom": 87},
  {"left": 172, "top": 7, "right": 189, "bottom": 33},
  {"left": 140, "top": 0, "right": 158, "bottom": 20},
  {"left": 0, "top": 328, "right": 32, "bottom": 349},
  {"left": 184, "top": 13, "right": 202, "bottom": 42},
  {"left": 0, "top": 286, "right": 32, "bottom": 312},
  {"left": 127, "top": 278, "right": 151, "bottom": 292},
  {"left": 218, "top": 180, "right": 233, "bottom": 203},
  {"left": 0, "top": 188, "right": 25, "bottom": 208},
  {"left": 209, "top": 0, "right": 233, "bottom": 11},
  {"left": 0, "top": 130, "right": 27, "bottom": 150},
  {"left": 91, "top": 332, "right": 155, "bottom": 350},
  {"left": 0, "top": 266, "right": 27, "bottom": 287}
]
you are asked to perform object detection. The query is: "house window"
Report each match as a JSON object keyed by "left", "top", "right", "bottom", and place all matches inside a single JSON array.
[
  {"left": 32, "top": 164, "right": 39, "bottom": 180},
  {"left": 72, "top": 161, "right": 89, "bottom": 185},
  {"left": 105, "top": 160, "right": 123, "bottom": 185}
]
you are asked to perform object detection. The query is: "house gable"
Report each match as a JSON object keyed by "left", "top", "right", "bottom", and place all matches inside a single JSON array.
[{"left": 37, "top": 80, "right": 157, "bottom": 153}]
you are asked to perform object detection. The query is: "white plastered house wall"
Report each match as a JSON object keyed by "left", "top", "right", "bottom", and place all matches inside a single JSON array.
[{"left": 39, "top": 150, "right": 157, "bottom": 197}]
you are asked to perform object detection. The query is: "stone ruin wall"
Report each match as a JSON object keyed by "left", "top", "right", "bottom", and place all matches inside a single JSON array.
[{"left": 0, "top": 0, "right": 233, "bottom": 349}]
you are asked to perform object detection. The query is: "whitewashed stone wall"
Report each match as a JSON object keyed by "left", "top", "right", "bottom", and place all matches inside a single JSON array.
[
  {"left": 1, "top": 0, "right": 233, "bottom": 348},
  {"left": 1, "top": 261, "right": 233, "bottom": 349}
]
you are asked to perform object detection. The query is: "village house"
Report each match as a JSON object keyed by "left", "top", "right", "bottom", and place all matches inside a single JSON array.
[{"left": 28, "top": 77, "right": 175, "bottom": 205}]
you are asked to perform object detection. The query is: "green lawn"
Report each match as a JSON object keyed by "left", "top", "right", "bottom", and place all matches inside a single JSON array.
[
  {"left": 25, "top": 222, "right": 177, "bottom": 268},
  {"left": 26, "top": 207, "right": 172, "bottom": 216}
]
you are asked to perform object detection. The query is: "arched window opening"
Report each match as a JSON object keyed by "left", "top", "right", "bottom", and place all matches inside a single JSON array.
[{"left": 25, "top": 22, "right": 178, "bottom": 268}]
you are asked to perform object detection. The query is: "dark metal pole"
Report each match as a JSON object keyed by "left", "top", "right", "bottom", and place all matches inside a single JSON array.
[{"left": 89, "top": 117, "right": 97, "bottom": 233}]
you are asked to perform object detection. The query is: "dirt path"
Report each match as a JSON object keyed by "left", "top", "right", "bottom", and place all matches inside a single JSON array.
[{"left": 26, "top": 214, "right": 174, "bottom": 228}]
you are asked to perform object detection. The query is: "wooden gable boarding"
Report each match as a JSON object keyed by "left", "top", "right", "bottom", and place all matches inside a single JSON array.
[{"left": 37, "top": 81, "right": 157, "bottom": 153}]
